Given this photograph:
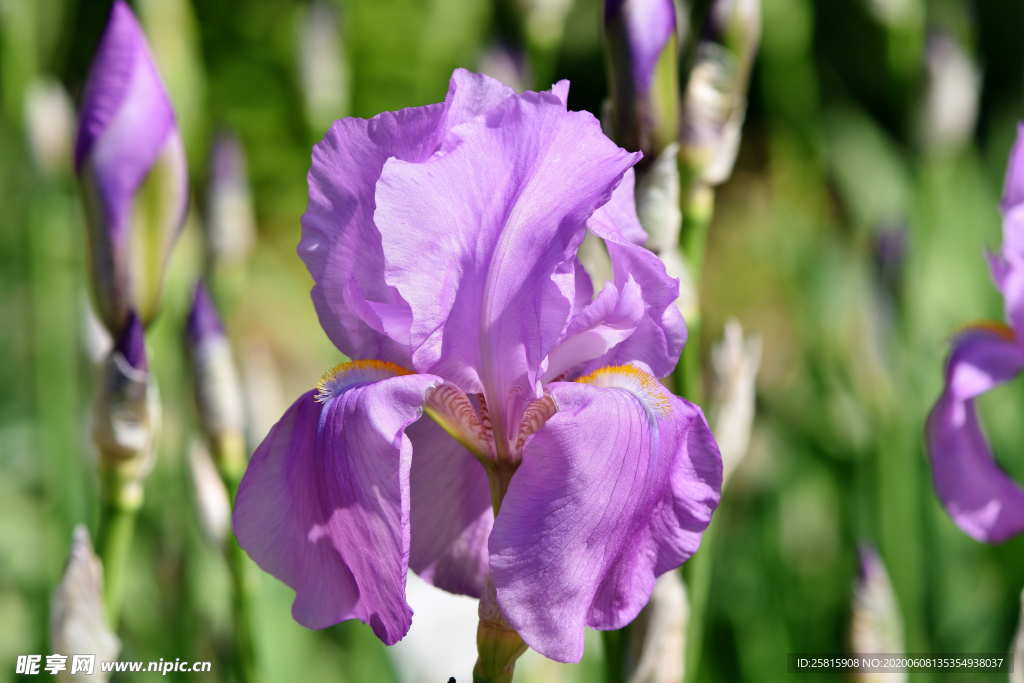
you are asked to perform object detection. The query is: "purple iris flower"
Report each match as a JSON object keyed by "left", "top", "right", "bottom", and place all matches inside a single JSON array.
[
  {"left": 926, "top": 124, "right": 1024, "bottom": 543},
  {"left": 233, "top": 70, "right": 722, "bottom": 663},
  {"left": 75, "top": 0, "right": 188, "bottom": 333}
]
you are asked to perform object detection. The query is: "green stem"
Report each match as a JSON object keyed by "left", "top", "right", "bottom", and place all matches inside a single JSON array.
[
  {"left": 223, "top": 458, "right": 258, "bottom": 683},
  {"left": 682, "top": 521, "right": 719, "bottom": 683},
  {"left": 676, "top": 174, "right": 717, "bottom": 683},
  {"left": 472, "top": 466, "right": 527, "bottom": 682},
  {"left": 673, "top": 182, "right": 714, "bottom": 402},
  {"left": 601, "top": 628, "right": 628, "bottom": 683},
  {"left": 95, "top": 486, "right": 140, "bottom": 627},
  {"left": 226, "top": 529, "right": 258, "bottom": 683}
]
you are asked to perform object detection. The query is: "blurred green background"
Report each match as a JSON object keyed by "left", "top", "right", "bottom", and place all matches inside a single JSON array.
[{"left": 3, "top": 0, "right": 1024, "bottom": 681}]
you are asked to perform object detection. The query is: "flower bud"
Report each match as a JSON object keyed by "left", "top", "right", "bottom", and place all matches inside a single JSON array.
[
  {"left": 91, "top": 313, "right": 159, "bottom": 504},
  {"left": 636, "top": 142, "right": 682, "bottom": 253},
  {"left": 680, "top": 0, "right": 761, "bottom": 186},
  {"left": 850, "top": 546, "right": 905, "bottom": 679},
  {"left": 519, "top": 0, "right": 573, "bottom": 49},
  {"left": 186, "top": 282, "right": 246, "bottom": 480},
  {"left": 917, "top": 30, "right": 979, "bottom": 154},
  {"left": 23, "top": 78, "right": 74, "bottom": 179},
  {"left": 298, "top": 1, "right": 349, "bottom": 134},
  {"left": 204, "top": 132, "right": 255, "bottom": 269},
  {"left": 624, "top": 571, "right": 688, "bottom": 683},
  {"left": 710, "top": 319, "right": 762, "bottom": 484},
  {"left": 604, "top": 0, "right": 680, "bottom": 158},
  {"left": 479, "top": 42, "right": 530, "bottom": 92},
  {"left": 75, "top": 0, "right": 188, "bottom": 334},
  {"left": 187, "top": 440, "right": 231, "bottom": 547},
  {"left": 50, "top": 526, "right": 120, "bottom": 681}
]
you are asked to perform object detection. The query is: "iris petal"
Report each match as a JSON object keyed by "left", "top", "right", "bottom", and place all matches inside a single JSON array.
[
  {"left": 233, "top": 369, "right": 441, "bottom": 643},
  {"left": 374, "top": 88, "right": 639, "bottom": 435},
  {"left": 488, "top": 366, "right": 721, "bottom": 662},
  {"left": 408, "top": 417, "right": 493, "bottom": 598},
  {"left": 926, "top": 327, "right": 1024, "bottom": 542}
]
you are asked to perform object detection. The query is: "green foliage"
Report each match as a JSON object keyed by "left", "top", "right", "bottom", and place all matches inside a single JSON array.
[{"left": 3, "top": 0, "right": 1024, "bottom": 681}]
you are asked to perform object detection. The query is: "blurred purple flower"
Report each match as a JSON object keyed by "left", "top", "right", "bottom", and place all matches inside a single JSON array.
[
  {"left": 75, "top": 0, "right": 188, "bottom": 334},
  {"left": 233, "top": 69, "right": 722, "bottom": 663},
  {"left": 926, "top": 123, "right": 1024, "bottom": 543},
  {"left": 603, "top": 0, "right": 679, "bottom": 157}
]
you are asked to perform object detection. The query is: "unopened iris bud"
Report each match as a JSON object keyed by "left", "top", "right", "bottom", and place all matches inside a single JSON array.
[
  {"left": 680, "top": 0, "right": 761, "bottom": 186},
  {"left": 92, "top": 313, "right": 158, "bottom": 505},
  {"left": 187, "top": 440, "right": 231, "bottom": 547},
  {"left": 917, "top": 30, "right": 979, "bottom": 153},
  {"left": 710, "top": 319, "right": 762, "bottom": 484},
  {"left": 186, "top": 282, "right": 246, "bottom": 481},
  {"left": 75, "top": 0, "right": 188, "bottom": 334},
  {"left": 24, "top": 78, "right": 74, "bottom": 179},
  {"left": 298, "top": 1, "right": 349, "bottom": 134},
  {"left": 850, "top": 546, "right": 905, "bottom": 674},
  {"left": 604, "top": 0, "right": 680, "bottom": 159},
  {"left": 50, "top": 526, "right": 120, "bottom": 679},
  {"left": 479, "top": 42, "right": 530, "bottom": 92},
  {"left": 637, "top": 142, "right": 682, "bottom": 253},
  {"left": 706, "top": 0, "right": 761, "bottom": 68},
  {"left": 519, "top": 0, "right": 573, "bottom": 50},
  {"left": 204, "top": 132, "right": 255, "bottom": 270}
]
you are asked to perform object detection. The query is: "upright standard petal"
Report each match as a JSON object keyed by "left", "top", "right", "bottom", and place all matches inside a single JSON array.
[
  {"left": 76, "top": 0, "right": 187, "bottom": 332},
  {"left": 488, "top": 366, "right": 721, "bottom": 662},
  {"left": 407, "top": 417, "right": 493, "bottom": 598},
  {"left": 299, "top": 70, "right": 517, "bottom": 365},
  {"left": 233, "top": 366, "right": 440, "bottom": 643},
  {"left": 926, "top": 327, "right": 1024, "bottom": 542},
  {"left": 374, "top": 88, "right": 639, "bottom": 437},
  {"left": 573, "top": 170, "right": 687, "bottom": 378}
]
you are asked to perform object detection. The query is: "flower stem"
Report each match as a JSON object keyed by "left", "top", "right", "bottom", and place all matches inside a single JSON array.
[
  {"left": 600, "top": 628, "right": 628, "bottom": 682},
  {"left": 676, "top": 173, "right": 717, "bottom": 683},
  {"left": 221, "top": 443, "right": 259, "bottom": 683},
  {"left": 473, "top": 579, "right": 528, "bottom": 683},
  {"left": 674, "top": 180, "right": 714, "bottom": 402},
  {"left": 474, "top": 466, "right": 527, "bottom": 682},
  {"left": 95, "top": 474, "right": 142, "bottom": 627},
  {"left": 682, "top": 521, "right": 719, "bottom": 683}
]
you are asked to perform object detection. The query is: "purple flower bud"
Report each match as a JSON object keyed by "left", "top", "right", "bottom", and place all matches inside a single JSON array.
[
  {"left": 918, "top": 30, "right": 979, "bottom": 153},
  {"left": 603, "top": 0, "right": 680, "bottom": 157},
  {"left": 114, "top": 311, "right": 147, "bottom": 373},
  {"left": 76, "top": 0, "right": 189, "bottom": 334},
  {"left": 186, "top": 282, "right": 246, "bottom": 477},
  {"left": 204, "top": 132, "right": 255, "bottom": 267},
  {"left": 851, "top": 546, "right": 904, "bottom": 657},
  {"left": 478, "top": 42, "right": 530, "bottom": 92},
  {"left": 186, "top": 281, "right": 225, "bottom": 346}
]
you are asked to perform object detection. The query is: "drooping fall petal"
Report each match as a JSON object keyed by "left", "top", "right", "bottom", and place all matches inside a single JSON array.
[
  {"left": 489, "top": 367, "right": 721, "bottom": 661},
  {"left": 233, "top": 368, "right": 441, "bottom": 643},
  {"left": 926, "top": 327, "right": 1024, "bottom": 542}
]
